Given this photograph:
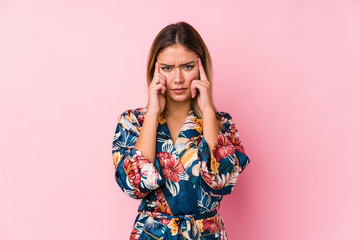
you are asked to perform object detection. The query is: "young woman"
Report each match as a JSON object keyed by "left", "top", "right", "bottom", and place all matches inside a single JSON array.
[{"left": 112, "top": 22, "right": 250, "bottom": 240}]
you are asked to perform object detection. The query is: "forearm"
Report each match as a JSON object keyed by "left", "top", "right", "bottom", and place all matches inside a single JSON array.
[
  {"left": 134, "top": 111, "right": 158, "bottom": 163},
  {"left": 202, "top": 110, "right": 219, "bottom": 153}
]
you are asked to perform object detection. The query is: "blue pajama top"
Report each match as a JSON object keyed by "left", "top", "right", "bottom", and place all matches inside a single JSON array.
[{"left": 112, "top": 107, "right": 250, "bottom": 240}]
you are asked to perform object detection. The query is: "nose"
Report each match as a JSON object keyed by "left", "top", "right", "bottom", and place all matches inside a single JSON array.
[{"left": 174, "top": 67, "right": 184, "bottom": 83}]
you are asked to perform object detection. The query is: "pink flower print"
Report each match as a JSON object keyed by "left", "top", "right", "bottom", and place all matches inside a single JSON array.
[
  {"left": 130, "top": 228, "right": 140, "bottom": 240},
  {"left": 214, "top": 135, "right": 235, "bottom": 162},
  {"left": 157, "top": 152, "right": 184, "bottom": 182},
  {"left": 202, "top": 215, "right": 222, "bottom": 233},
  {"left": 123, "top": 157, "right": 141, "bottom": 187},
  {"left": 154, "top": 189, "right": 172, "bottom": 215}
]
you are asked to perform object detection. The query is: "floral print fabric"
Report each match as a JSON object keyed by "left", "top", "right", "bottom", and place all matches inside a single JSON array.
[{"left": 112, "top": 107, "right": 250, "bottom": 239}]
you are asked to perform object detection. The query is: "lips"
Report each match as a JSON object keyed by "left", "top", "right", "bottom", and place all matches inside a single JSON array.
[{"left": 172, "top": 88, "right": 187, "bottom": 93}]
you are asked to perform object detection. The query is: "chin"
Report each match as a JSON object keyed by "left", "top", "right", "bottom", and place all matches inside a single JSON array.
[{"left": 169, "top": 95, "right": 191, "bottom": 102}]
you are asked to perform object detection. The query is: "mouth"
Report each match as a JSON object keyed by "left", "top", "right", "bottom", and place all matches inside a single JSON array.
[{"left": 172, "top": 88, "right": 187, "bottom": 93}]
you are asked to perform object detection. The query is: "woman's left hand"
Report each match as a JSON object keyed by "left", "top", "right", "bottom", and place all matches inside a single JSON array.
[{"left": 191, "top": 58, "right": 216, "bottom": 115}]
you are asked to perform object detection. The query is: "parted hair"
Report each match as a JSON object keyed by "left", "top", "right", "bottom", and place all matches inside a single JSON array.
[{"left": 146, "top": 22, "right": 215, "bottom": 120}]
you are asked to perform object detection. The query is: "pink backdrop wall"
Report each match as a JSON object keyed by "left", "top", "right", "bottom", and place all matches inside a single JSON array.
[{"left": 1, "top": 0, "right": 359, "bottom": 239}]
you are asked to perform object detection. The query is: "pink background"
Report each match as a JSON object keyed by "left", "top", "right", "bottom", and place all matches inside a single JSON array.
[{"left": 1, "top": 0, "right": 359, "bottom": 239}]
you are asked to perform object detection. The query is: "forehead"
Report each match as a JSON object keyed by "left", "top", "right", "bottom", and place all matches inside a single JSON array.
[{"left": 157, "top": 44, "right": 198, "bottom": 64}]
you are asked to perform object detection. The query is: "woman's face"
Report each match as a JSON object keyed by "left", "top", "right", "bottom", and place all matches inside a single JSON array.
[{"left": 156, "top": 44, "right": 200, "bottom": 104}]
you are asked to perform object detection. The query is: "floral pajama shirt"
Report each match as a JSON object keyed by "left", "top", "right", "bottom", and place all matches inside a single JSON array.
[{"left": 112, "top": 107, "right": 250, "bottom": 240}]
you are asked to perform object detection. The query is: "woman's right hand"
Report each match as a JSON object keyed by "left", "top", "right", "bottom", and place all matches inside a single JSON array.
[{"left": 147, "top": 62, "right": 166, "bottom": 115}]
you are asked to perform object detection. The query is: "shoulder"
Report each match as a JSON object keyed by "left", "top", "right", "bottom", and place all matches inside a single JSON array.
[
  {"left": 215, "top": 111, "right": 236, "bottom": 132},
  {"left": 215, "top": 111, "right": 233, "bottom": 121},
  {"left": 215, "top": 111, "right": 234, "bottom": 125},
  {"left": 117, "top": 107, "right": 147, "bottom": 127},
  {"left": 119, "top": 107, "right": 147, "bottom": 119}
]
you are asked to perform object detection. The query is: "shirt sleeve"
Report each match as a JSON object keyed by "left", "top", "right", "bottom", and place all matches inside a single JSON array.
[
  {"left": 198, "top": 112, "right": 250, "bottom": 195},
  {"left": 112, "top": 110, "right": 165, "bottom": 199}
]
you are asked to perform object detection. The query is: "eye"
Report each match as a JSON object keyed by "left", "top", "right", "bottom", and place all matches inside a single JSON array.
[
  {"left": 162, "top": 66, "right": 171, "bottom": 71},
  {"left": 184, "top": 65, "right": 194, "bottom": 70}
]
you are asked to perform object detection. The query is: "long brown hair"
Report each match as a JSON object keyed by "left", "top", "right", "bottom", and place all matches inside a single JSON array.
[{"left": 146, "top": 22, "right": 216, "bottom": 120}]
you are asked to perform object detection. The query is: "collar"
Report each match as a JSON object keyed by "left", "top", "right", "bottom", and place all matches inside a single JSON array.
[{"left": 157, "top": 109, "right": 203, "bottom": 159}]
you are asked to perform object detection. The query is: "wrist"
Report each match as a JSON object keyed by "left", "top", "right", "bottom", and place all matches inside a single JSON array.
[
  {"left": 201, "top": 108, "right": 216, "bottom": 117},
  {"left": 145, "top": 111, "right": 159, "bottom": 118}
]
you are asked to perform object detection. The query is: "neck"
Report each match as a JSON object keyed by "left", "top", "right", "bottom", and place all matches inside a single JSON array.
[{"left": 164, "top": 99, "right": 192, "bottom": 119}]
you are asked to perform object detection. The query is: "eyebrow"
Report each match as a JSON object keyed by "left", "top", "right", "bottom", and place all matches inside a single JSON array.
[{"left": 158, "top": 61, "right": 197, "bottom": 67}]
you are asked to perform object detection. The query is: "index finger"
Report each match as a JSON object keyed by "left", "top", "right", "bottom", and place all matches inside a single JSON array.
[
  {"left": 154, "top": 62, "right": 160, "bottom": 75},
  {"left": 198, "top": 58, "right": 207, "bottom": 80}
]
